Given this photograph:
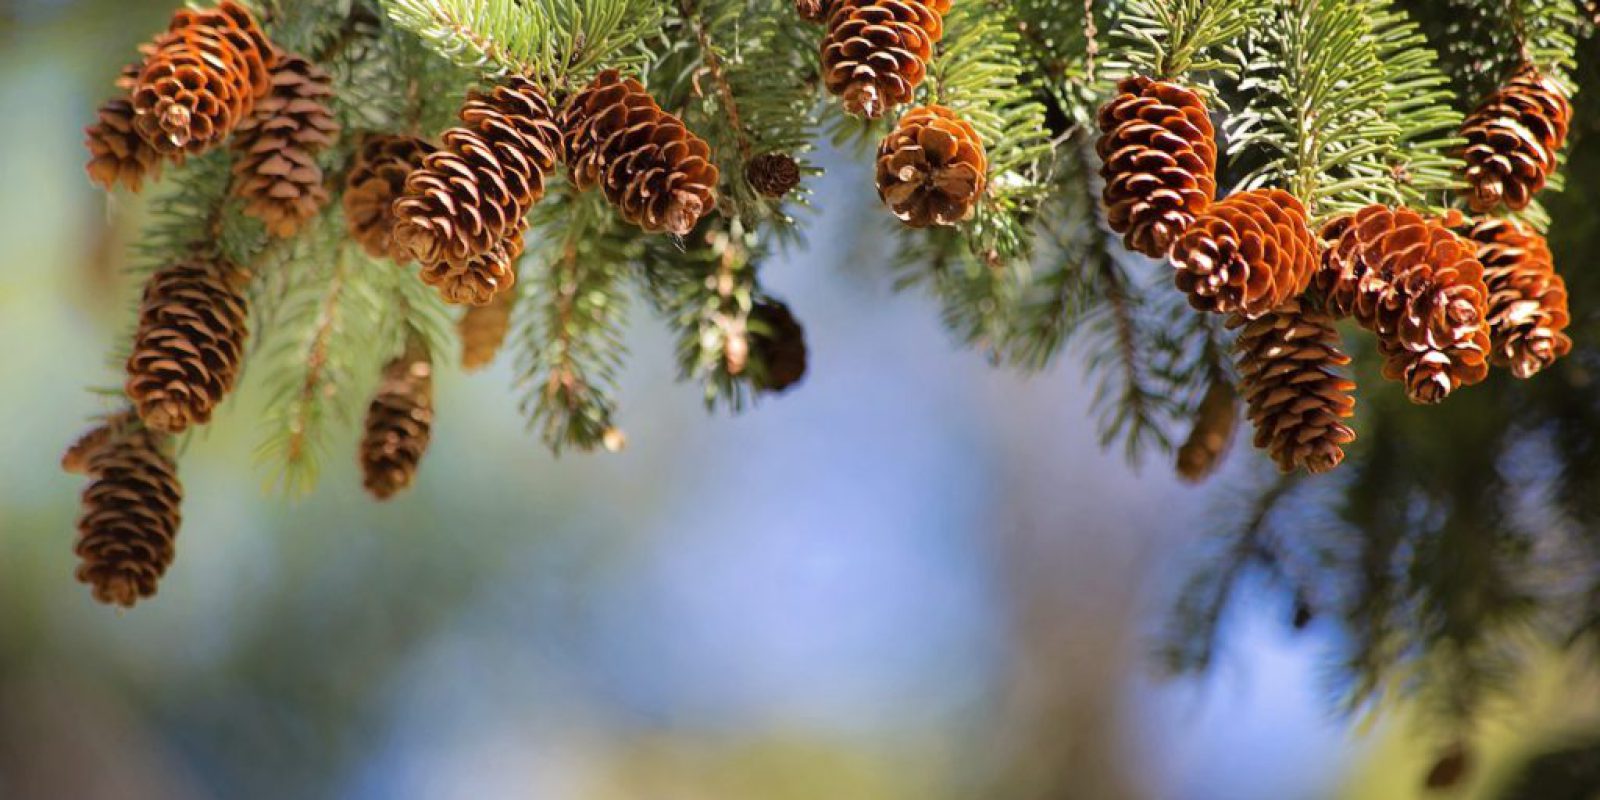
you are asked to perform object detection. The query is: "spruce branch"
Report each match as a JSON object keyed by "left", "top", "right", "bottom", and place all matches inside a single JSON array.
[{"left": 1108, "top": 0, "right": 1260, "bottom": 81}]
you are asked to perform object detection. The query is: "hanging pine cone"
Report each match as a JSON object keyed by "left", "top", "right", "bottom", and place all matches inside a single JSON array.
[
  {"left": 360, "top": 347, "right": 434, "bottom": 500},
  {"left": 128, "top": 1, "right": 276, "bottom": 156},
  {"left": 393, "top": 76, "right": 561, "bottom": 266},
  {"left": 85, "top": 63, "right": 162, "bottom": 191},
  {"left": 1170, "top": 189, "right": 1316, "bottom": 319},
  {"left": 797, "top": 0, "right": 828, "bottom": 23},
  {"left": 69, "top": 422, "right": 183, "bottom": 608},
  {"left": 1231, "top": 300, "right": 1357, "bottom": 474},
  {"left": 820, "top": 0, "right": 951, "bottom": 119},
  {"left": 1459, "top": 63, "right": 1572, "bottom": 212},
  {"left": 749, "top": 299, "right": 808, "bottom": 393},
  {"left": 460, "top": 291, "right": 517, "bottom": 372},
  {"left": 1466, "top": 218, "right": 1571, "bottom": 379},
  {"left": 875, "top": 104, "right": 988, "bottom": 228},
  {"left": 418, "top": 217, "right": 528, "bottom": 306},
  {"left": 562, "top": 70, "right": 720, "bottom": 235},
  {"left": 125, "top": 258, "right": 250, "bottom": 433},
  {"left": 343, "top": 134, "right": 436, "bottom": 263},
  {"left": 1175, "top": 375, "right": 1238, "bottom": 483},
  {"left": 230, "top": 52, "right": 340, "bottom": 237},
  {"left": 1319, "top": 205, "right": 1491, "bottom": 404},
  {"left": 747, "top": 152, "right": 803, "bottom": 199},
  {"left": 1096, "top": 76, "right": 1217, "bottom": 258}
]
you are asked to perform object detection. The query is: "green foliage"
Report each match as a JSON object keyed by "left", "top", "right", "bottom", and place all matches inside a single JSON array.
[{"left": 1107, "top": 0, "right": 1261, "bottom": 81}]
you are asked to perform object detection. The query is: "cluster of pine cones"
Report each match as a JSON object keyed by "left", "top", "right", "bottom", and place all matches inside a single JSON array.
[{"left": 1096, "top": 67, "right": 1574, "bottom": 481}]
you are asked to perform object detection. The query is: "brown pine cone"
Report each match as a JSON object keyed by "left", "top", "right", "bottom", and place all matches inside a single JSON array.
[
  {"left": 459, "top": 291, "right": 517, "bottom": 372},
  {"left": 747, "top": 152, "right": 803, "bottom": 199},
  {"left": 418, "top": 216, "right": 528, "bottom": 306},
  {"left": 360, "top": 348, "right": 435, "bottom": 500},
  {"left": 1096, "top": 76, "right": 1217, "bottom": 257},
  {"left": 750, "top": 299, "right": 808, "bottom": 393},
  {"left": 1175, "top": 375, "right": 1238, "bottom": 483},
  {"left": 562, "top": 70, "right": 720, "bottom": 235},
  {"left": 344, "top": 134, "right": 436, "bottom": 263},
  {"left": 86, "top": 63, "right": 161, "bottom": 192},
  {"left": 1460, "top": 63, "right": 1572, "bottom": 212},
  {"left": 1170, "top": 189, "right": 1316, "bottom": 319},
  {"left": 1319, "top": 205, "right": 1491, "bottom": 404},
  {"left": 71, "top": 423, "right": 183, "bottom": 608},
  {"left": 797, "top": 0, "right": 829, "bottom": 22},
  {"left": 875, "top": 105, "right": 988, "bottom": 228},
  {"left": 821, "top": 0, "right": 951, "bottom": 119},
  {"left": 61, "top": 411, "right": 137, "bottom": 476},
  {"left": 125, "top": 259, "right": 250, "bottom": 433},
  {"left": 230, "top": 52, "right": 340, "bottom": 237},
  {"left": 1231, "top": 300, "right": 1357, "bottom": 474},
  {"left": 1466, "top": 218, "right": 1571, "bottom": 378},
  {"left": 128, "top": 1, "right": 276, "bottom": 156},
  {"left": 393, "top": 76, "right": 561, "bottom": 266}
]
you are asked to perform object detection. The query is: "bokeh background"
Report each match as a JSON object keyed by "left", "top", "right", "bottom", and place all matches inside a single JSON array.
[{"left": 4, "top": 2, "right": 1600, "bottom": 799}]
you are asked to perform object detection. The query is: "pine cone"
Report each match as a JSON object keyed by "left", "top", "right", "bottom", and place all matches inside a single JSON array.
[
  {"left": 1096, "top": 76, "right": 1217, "bottom": 258},
  {"left": 71, "top": 423, "right": 183, "bottom": 608},
  {"left": 393, "top": 76, "right": 561, "bottom": 266},
  {"left": 85, "top": 64, "right": 161, "bottom": 191},
  {"left": 1466, "top": 218, "right": 1571, "bottom": 378},
  {"left": 562, "top": 70, "right": 720, "bottom": 235},
  {"left": 875, "top": 104, "right": 988, "bottom": 228},
  {"left": 128, "top": 1, "right": 276, "bottom": 156},
  {"left": 1460, "top": 63, "right": 1572, "bottom": 212},
  {"left": 343, "top": 134, "right": 436, "bottom": 263},
  {"left": 1171, "top": 189, "right": 1316, "bottom": 318},
  {"left": 61, "top": 412, "right": 136, "bottom": 476},
  {"left": 1175, "top": 375, "right": 1238, "bottom": 483},
  {"left": 1231, "top": 300, "right": 1357, "bottom": 474},
  {"left": 1319, "top": 205, "right": 1491, "bottom": 404},
  {"left": 125, "top": 259, "right": 250, "bottom": 433},
  {"left": 797, "top": 0, "right": 828, "bottom": 22},
  {"left": 230, "top": 52, "right": 340, "bottom": 237},
  {"left": 418, "top": 217, "right": 527, "bottom": 306},
  {"left": 460, "top": 291, "right": 517, "bottom": 372},
  {"left": 750, "top": 299, "right": 808, "bottom": 393},
  {"left": 360, "top": 348, "right": 434, "bottom": 500},
  {"left": 747, "top": 152, "right": 802, "bottom": 198},
  {"left": 820, "top": 0, "right": 951, "bottom": 118}
]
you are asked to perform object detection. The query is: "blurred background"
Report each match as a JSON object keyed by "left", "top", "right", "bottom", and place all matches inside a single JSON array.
[{"left": 5, "top": 2, "right": 1600, "bottom": 799}]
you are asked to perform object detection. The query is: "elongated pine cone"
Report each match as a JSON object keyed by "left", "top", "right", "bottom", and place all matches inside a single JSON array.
[
  {"left": 821, "top": 0, "right": 950, "bottom": 118},
  {"left": 344, "top": 134, "right": 436, "bottom": 262},
  {"left": 418, "top": 217, "right": 527, "bottom": 306},
  {"left": 1460, "top": 64, "right": 1572, "bottom": 211},
  {"left": 1466, "top": 218, "right": 1571, "bottom": 378},
  {"left": 562, "top": 70, "right": 720, "bottom": 235},
  {"left": 1175, "top": 376, "right": 1238, "bottom": 483},
  {"left": 1231, "top": 301, "right": 1357, "bottom": 474},
  {"left": 230, "top": 52, "right": 339, "bottom": 237},
  {"left": 129, "top": 1, "right": 276, "bottom": 156},
  {"left": 68, "top": 421, "right": 183, "bottom": 608},
  {"left": 393, "top": 76, "right": 561, "bottom": 266},
  {"left": 1171, "top": 189, "right": 1316, "bottom": 319},
  {"left": 750, "top": 300, "right": 808, "bottom": 393},
  {"left": 360, "top": 349, "right": 435, "bottom": 500},
  {"left": 875, "top": 105, "right": 987, "bottom": 228},
  {"left": 1319, "top": 205, "right": 1491, "bottom": 404},
  {"left": 1096, "top": 76, "right": 1217, "bottom": 258},
  {"left": 459, "top": 291, "right": 517, "bottom": 372},
  {"left": 86, "top": 64, "right": 161, "bottom": 191},
  {"left": 125, "top": 259, "right": 250, "bottom": 433}
]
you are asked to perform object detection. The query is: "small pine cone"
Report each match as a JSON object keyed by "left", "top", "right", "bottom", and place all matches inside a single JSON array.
[
  {"left": 750, "top": 300, "right": 808, "bottom": 393},
  {"left": 1096, "top": 76, "right": 1217, "bottom": 257},
  {"left": 1319, "top": 205, "right": 1492, "bottom": 404},
  {"left": 1460, "top": 63, "right": 1572, "bottom": 212},
  {"left": 459, "top": 291, "right": 516, "bottom": 372},
  {"left": 875, "top": 105, "right": 987, "bottom": 227},
  {"left": 85, "top": 97, "right": 164, "bottom": 192},
  {"left": 343, "top": 134, "right": 436, "bottom": 263},
  {"left": 797, "top": 0, "right": 828, "bottom": 22},
  {"left": 230, "top": 52, "right": 340, "bottom": 237},
  {"left": 1466, "top": 218, "right": 1571, "bottom": 378},
  {"left": 73, "top": 424, "right": 183, "bottom": 608},
  {"left": 820, "top": 0, "right": 951, "bottom": 119},
  {"left": 418, "top": 217, "right": 527, "bottom": 306},
  {"left": 562, "top": 70, "right": 720, "bottom": 235},
  {"left": 360, "top": 348, "right": 435, "bottom": 500},
  {"left": 1171, "top": 189, "right": 1316, "bottom": 319},
  {"left": 747, "top": 152, "right": 802, "bottom": 199},
  {"left": 1175, "top": 376, "right": 1238, "bottom": 483},
  {"left": 1231, "top": 300, "right": 1357, "bottom": 474},
  {"left": 125, "top": 259, "right": 250, "bottom": 433},
  {"left": 393, "top": 76, "right": 561, "bottom": 266},
  {"left": 129, "top": 1, "right": 277, "bottom": 156}
]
